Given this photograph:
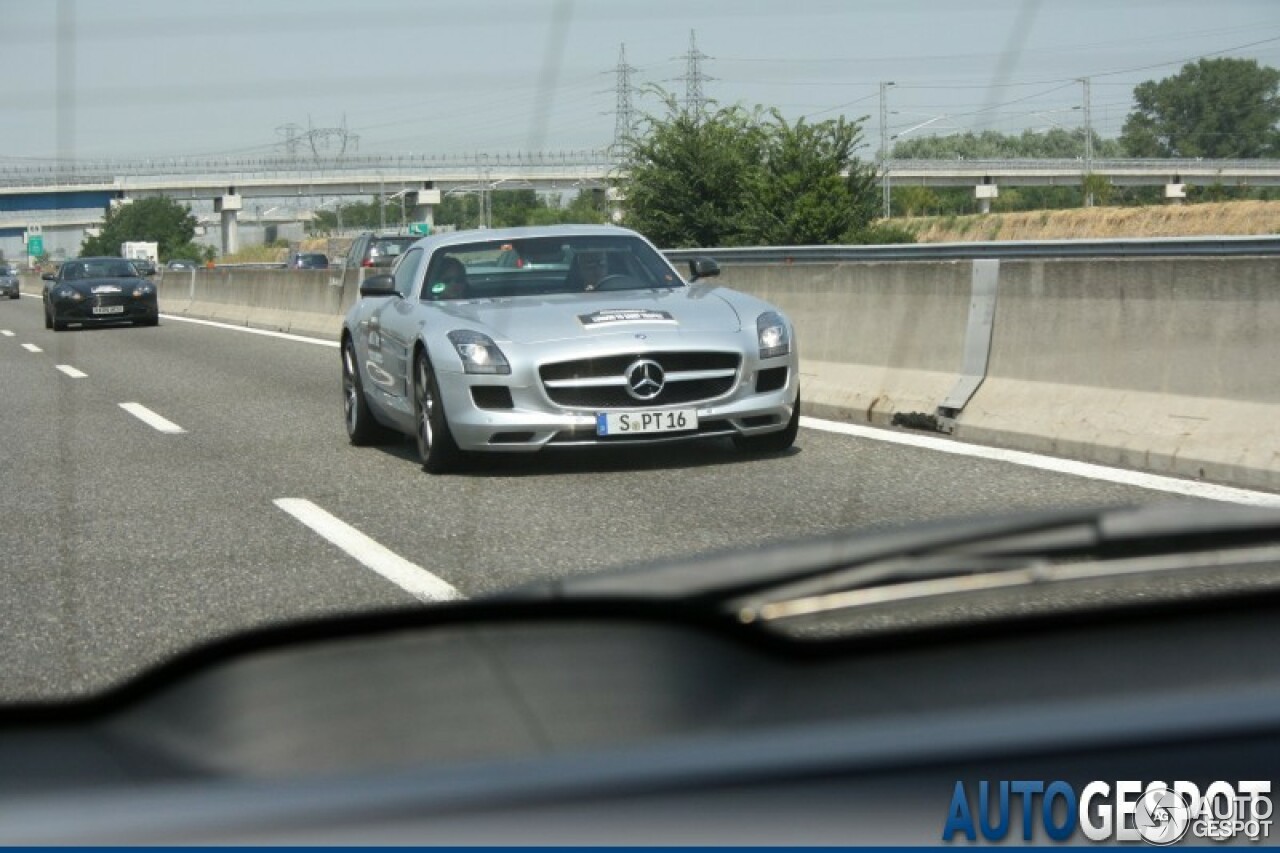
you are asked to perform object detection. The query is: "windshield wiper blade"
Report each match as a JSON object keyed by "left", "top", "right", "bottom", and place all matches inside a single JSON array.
[{"left": 500, "top": 503, "right": 1280, "bottom": 606}]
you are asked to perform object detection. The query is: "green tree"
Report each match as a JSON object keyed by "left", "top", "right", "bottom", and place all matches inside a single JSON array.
[
  {"left": 892, "top": 127, "right": 1121, "bottom": 160},
  {"left": 1121, "top": 58, "right": 1280, "bottom": 158},
  {"left": 740, "top": 110, "right": 880, "bottom": 245},
  {"left": 893, "top": 186, "right": 942, "bottom": 217},
  {"left": 622, "top": 94, "right": 889, "bottom": 247},
  {"left": 621, "top": 95, "right": 764, "bottom": 247},
  {"left": 310, "top": 196, "right": 406, "bottom": 233},
  {"left": 81, "top": 196, "right": 202, "bottom": 261}
]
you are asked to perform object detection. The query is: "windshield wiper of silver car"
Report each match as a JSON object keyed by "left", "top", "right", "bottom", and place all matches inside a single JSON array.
[{"left": 503, "top": 503, "right": 1280, "bottom": 622}]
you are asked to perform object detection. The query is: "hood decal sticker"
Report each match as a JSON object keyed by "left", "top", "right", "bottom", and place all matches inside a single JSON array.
[{"left": 578, "top": 309, "right": 678, "bottom": 328}]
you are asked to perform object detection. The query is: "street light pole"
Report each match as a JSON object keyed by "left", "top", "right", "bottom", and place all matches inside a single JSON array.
[
  {"left": 1080, "top": 77, "right": 1094, "bottom": 207},
  {"left": 880, "top": 81, "right": 895, "bottom": 219}
]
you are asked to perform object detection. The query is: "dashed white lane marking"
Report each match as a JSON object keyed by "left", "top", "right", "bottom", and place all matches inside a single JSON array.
[
  {"left": 21, "top": 343, "right": 42, "bottom": 352},
  {"left": 160, "top": 314, "right": 339, "bottom": 348},
  {"left": 119, "top": 402, "right": 187, "bottom": 434},
  {"left": 1, "top": 330, "right": 13, "bottom": 337},
  {"left": 55, "top": 365, "right": 87, "bottom": 378},
  {"left": 800, "top": 416, "right": 1280, "bottom": 509},
  {"left": 274, "top": 498, "right": 463, "bottom": 603}
]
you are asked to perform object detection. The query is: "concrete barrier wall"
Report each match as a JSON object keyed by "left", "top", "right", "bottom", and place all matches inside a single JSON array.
[
  {"left": 958, "top": 258, "right": 1280, "bottom": 489},
  {"left": 156, "top": 269, "right": 345, "bottom": 337},
  {"left": 142, "top": 255, "right": 1279, "bottom": 490},
  {"left": 717, "top": 262, "right": 972, "bottom": 424}
]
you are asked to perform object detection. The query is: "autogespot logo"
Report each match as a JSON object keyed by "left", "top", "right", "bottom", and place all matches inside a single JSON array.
[{"left": 942, "top": 780, "right": 1272, "bottom": 844}]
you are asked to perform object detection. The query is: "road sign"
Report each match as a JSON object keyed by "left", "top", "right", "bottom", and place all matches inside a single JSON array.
[
  {"left": 408, "top": 222, "right": 432, "bottom": 236},
  {"left": 27, "top": 235, "right": 44, "bottom": 257}
]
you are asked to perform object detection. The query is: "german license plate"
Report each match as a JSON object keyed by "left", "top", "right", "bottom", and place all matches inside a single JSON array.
[
  {"left": 92, "top": 305, "right": 124, "bottom": 315},
  {"left": 596, "top": 409, "right": 698, "bottom": 436}
]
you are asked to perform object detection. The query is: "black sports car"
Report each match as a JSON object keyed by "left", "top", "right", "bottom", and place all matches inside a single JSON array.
[{"left": 41, "top": 257, "right": 159, "bottom": 331}]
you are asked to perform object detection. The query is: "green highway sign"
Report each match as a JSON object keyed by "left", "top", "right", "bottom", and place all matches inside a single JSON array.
[
  {"left": 27, "top": 235, "right": 44, "bottom": 257},
  {"left": 408, "top": 222, "right": 432, "bottom": 236}
]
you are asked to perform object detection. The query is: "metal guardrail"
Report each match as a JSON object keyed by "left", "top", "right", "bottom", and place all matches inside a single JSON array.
[{"left": 663, "top": 236, "right": 1280, "bottom": 264}]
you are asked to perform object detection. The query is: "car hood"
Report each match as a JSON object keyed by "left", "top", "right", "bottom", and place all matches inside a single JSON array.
[{"left": 432, "top": 286, "right": 751, "bottom": 344}]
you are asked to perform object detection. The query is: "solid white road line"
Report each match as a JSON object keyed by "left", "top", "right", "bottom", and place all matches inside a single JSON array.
[
  {"left": 274, "top": 498, "right": 464, "bottom": 603},
  {"left": 55, "top": 365, "right": 87, "bottom": 378},
  {"left": 21, "top": 343, "right": 42, "bottom": 352},
  {"left": 119, "top": 402, "right": 187, "bottom": 434},
  {"left": 160, "top": 314, "right": 339, "bottom": 348},
  {"left": 800, "top": 416, "right": 1280, "bottom": 509}
]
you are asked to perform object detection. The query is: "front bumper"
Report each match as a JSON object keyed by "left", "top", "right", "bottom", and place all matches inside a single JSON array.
[
  {"left": 52, "top": 294, "right": 158, "bottom": 324},
  {"left": 435, "top": 340, "right": 799, "bottom": 453}
]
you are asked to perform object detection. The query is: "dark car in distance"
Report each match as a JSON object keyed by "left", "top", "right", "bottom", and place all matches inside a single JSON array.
[
  {"left": 0, "top": 264, "right": 19, "bottom": 299},
  {"left": 42, "top": 257, "right": 159, "bottom": 331},
  {"left": 289, "top": 252, "right": 329, "bottom": 270}
]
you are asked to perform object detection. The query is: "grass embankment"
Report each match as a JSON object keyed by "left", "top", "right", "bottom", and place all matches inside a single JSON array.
[{"left": 898, "top": 200, "right": 1280, "bottom": 242}]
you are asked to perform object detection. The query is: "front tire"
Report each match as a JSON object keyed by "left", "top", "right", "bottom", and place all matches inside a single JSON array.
[
  {"left": 44, "top": 305, "right": 52, "bottom": 329},
  {"left": 52, "top": 311, "right": 67, "bottom": 332},
  {"left": 733, "top": 389, "right": 800, "bottom": 454},
  {"left": 342, "top": 339, "right": 392, "bottom": 446},
  {"left": 414, "top": 350, "right": 464, "bottom": 474}
]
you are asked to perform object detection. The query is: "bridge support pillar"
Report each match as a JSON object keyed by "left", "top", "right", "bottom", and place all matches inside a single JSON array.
[
  {"left": 215, "top": 194, "right": 243, "bottom": 256},
  {"left": 606, "top": 187, "right": 626, "bottom": 223},
  {"left": 1165, "top": 183, "right": 1187, "bottom": 205},
  {"left": 975, "top": 183, "right": 998, "bottom": 215},
  {"left": 408, "top": 189, "right": 441, "bottom": 231}
]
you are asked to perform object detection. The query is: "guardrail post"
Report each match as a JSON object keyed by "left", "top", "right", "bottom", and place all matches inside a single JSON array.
[{"left": 935, "top": 259, "right": 1000, "bottom": 432}]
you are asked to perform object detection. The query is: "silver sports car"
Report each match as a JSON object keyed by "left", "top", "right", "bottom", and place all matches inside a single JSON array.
[{"left": 341, "top": 225, "right": 800, "bottom": 473}]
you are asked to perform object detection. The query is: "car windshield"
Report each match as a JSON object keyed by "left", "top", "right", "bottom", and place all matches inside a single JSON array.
[
  {"left": 369, "top": 237, "right": 413, "bottom": 261},
  {"left": 423, "top": 235, "right": 681, "bottom": 299},
  {"left": 61, "top": 260, "right": 139, "bottom": 279}
]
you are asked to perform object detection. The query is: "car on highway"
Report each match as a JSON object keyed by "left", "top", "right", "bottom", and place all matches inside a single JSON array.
[
  {"left": 340, "top": 232, "right": 417, "bottom": 292},
  {"left": 0, "top": 264, "right": 19, "bottom": 299},
  {"left": 166, "top": 258, "right": 199, "bottom": 271},
  {"left": 341, "top": 225, "right": 800, "bottom": 472},
  {"left": 288, "top": 251, "right": 330, "bottom": 270},
  {"left": 40, "top": 256, "right": 159, "bottom": 331}
]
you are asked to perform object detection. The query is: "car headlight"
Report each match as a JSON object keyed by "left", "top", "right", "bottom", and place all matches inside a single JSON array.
[
  {"left": 757, "top": 311, "right": 790, "bottom": 359},
  {"left": 447, "top": 330, "right": 511, "bottom": 375},
  {"left": 132, "top": 285, "right": 154, "bottom": 298},
  {"left": 55, "top": 288, "right": 82, "bottom": 302}
]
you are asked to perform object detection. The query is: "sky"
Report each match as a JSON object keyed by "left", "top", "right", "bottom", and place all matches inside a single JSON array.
[{"left": 2, "top": 0, "right": 1279, "bottom": 164}]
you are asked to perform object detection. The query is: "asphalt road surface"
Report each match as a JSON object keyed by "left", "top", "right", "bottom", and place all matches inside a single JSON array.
[{"left": 0, "top": 293, "right": 1268, "bottom": 701}]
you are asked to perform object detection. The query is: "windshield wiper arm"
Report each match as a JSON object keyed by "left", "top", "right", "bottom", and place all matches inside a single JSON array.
[{"left": 501, "top": 503, "right": 1280, "bottom": 607}]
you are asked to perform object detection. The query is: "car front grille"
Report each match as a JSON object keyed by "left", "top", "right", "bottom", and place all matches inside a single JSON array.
[{"left": 540, "top": 351, "right": 740, "bottom": 409}]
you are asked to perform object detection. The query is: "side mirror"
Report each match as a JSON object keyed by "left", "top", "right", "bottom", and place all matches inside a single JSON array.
[
  {"left": 688, "top": 257, "right": 720, "bottom": 282},
  {"left": 41, "top": 272, "right": 56, "bottom": 281},
  {"left": 359, "top": 274, "right": 398, "bottom": 297},
  {"left": 144, "top": 269, "right": 156, "bottom": 277}
]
